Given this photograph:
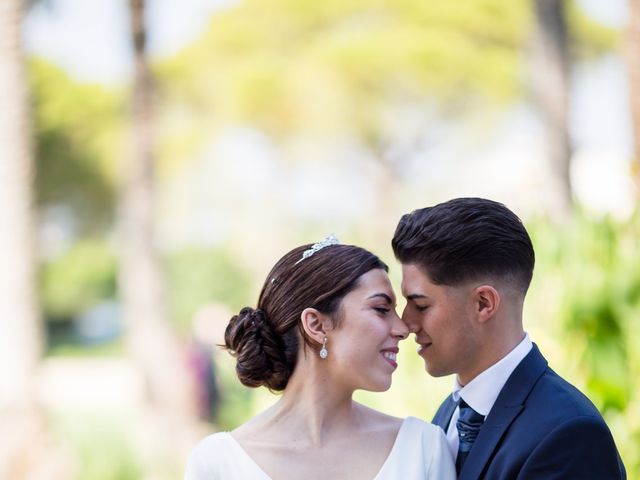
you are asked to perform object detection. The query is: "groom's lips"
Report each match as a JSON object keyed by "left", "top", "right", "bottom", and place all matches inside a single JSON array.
[{"left": 417, "top": 341, "right": 432, "bottom": 356}]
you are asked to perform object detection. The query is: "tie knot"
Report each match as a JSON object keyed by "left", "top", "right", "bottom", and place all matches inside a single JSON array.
[
  {"left": 455, "top": 399, "right": 485, "bottom": 473},
  {"left": 458, "top": 400, "right": 484, "bottom": 424},
  {"left": 457, "top": 400, "right": 485, "bottom": 449}
]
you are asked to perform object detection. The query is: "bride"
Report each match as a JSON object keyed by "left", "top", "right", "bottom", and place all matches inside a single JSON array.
[{"left": 185, "top": 236, "right": 455, "bottom": 479}]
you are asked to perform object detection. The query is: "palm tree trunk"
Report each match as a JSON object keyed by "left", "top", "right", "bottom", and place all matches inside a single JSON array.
[
  {"left": 120, "top": 5, "right": 202, "bottom": 473},
  {"left": 0, "top": 0, "right": 41, "bottom": 419},
  {"left": 530, "top": 0, "right": 573, "bottom": 220},
  {"left": 626, "top": 0, "right": 640, "bottom": 200},
  {"left": 0, "top": 1, "right": 49, "bottom": 477},
  {"left": 121, "top": 0, "right": 194, "bottom": 416}
]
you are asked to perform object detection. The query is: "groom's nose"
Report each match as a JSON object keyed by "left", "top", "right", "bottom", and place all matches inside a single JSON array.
[{"left": 401, "top": 308, "right": 420, "bottom": 333}]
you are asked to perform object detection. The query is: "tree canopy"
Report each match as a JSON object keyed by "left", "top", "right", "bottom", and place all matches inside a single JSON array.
[{"left": 158, "top": 0, "right": 616, "bottom": 148}]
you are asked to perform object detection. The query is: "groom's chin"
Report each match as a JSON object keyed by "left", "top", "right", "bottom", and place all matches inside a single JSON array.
[{"left": 424, "top": 362, "right": 450, "bottom": 378}]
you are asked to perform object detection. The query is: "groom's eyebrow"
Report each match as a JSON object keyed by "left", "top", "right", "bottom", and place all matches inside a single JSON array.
[{"left": 406, "top": 293, "right": 428, "bottom": 301}]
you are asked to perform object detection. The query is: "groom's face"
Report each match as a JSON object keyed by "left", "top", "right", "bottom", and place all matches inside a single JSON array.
[{"left": 400, "top": 264, "right": 478, "bottom": 380}]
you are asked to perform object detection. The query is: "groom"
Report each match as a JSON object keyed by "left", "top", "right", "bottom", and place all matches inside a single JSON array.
[{"left": 392, "top": 198, "right": 626, "bottom": 479}]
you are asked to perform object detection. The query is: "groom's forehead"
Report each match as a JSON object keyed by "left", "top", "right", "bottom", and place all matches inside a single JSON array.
[
  {"left": 400, "top": 263, "right": 432, "bottom": 294},
  {"left": 401, "top": 263, "right": 431, "bottom": 280}
]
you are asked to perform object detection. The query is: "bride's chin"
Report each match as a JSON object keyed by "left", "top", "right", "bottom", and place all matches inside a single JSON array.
[{"left": 365, "top": 376, "right": 393, "bottom": 393}]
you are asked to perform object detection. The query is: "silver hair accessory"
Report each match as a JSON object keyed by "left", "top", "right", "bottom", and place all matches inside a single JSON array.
[{"left": 295, "top": 233, "right": 340, "bottom": 265}]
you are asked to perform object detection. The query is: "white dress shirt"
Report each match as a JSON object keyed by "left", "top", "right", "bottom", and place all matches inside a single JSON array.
[{"left": 445, "top": 334, "right": 533, "bottom": 459}]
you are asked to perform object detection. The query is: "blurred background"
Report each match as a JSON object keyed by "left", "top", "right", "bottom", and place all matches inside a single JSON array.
[{"left": 1, "top": 0, "right": 639, "bottom": 478}]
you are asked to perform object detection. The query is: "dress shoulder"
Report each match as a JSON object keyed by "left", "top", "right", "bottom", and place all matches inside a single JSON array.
[
  {"left": 184, "top": 432, "right": 232, "bottom": 480},
  {"left": 377, "top": 417, "right": 455, "bottom": 479},
  {"left": 185, "top": 431, "right": 273, "bottom": 480},
  {"left": 402, "top": 416, "right": 443, "bottom": 436}
]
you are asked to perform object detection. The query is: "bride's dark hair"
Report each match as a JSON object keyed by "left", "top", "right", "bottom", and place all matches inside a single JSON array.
[{"left": 224, "top": 242, "right": 387, "bottom": 391}]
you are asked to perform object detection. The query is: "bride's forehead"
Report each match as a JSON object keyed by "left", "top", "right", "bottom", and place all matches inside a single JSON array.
[{"left": 348, "top": 271, "right": 395, "bottom": 298}]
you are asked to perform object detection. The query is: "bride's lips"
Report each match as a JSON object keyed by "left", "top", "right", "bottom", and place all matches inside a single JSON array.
[{"left": 380, "top": 347, "right": 399, "bottom": 368}]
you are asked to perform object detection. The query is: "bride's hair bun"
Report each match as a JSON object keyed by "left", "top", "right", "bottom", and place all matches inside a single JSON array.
[{"left": 224, "top": 307, "right": 293, "bottom": 391}]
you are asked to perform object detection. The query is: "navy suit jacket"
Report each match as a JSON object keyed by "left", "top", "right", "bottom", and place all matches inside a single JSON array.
[{"left": 432, "top": 344, "right": 626, "bottom": 479}]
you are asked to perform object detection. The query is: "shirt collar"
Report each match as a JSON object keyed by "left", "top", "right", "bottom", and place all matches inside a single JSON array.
[{"left": 451, "top": 333, "right": 532, "bottom": 416}]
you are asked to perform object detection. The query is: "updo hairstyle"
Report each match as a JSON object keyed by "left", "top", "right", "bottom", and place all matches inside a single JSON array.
[{"left": 224, "top": 243, "right": 387, "bottom": 391}]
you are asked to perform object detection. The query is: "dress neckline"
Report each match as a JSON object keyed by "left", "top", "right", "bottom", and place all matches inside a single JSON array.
[{"left": 224, "top": 416, "right": 414, "bottom": 480}]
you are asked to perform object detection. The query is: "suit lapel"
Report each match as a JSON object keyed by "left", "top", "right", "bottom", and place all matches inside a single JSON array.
[
  {"left": 459, "top": 344, "right": 549, "bottom": 480},
  {"left": 432, "top": 394, "right": 457, "bottom": 432}
]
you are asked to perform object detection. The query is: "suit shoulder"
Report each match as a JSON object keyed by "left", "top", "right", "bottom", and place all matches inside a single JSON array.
[
  {"left": 520, "top": 414, "right": 625, "bottom": 478},
  {"left": 529, "top": 367, "right": 603, "bottom": 419}
]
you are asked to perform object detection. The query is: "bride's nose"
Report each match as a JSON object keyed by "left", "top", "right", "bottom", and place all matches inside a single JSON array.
[{"left": 391, "top": 311, "right": 409, "bottom": 340}]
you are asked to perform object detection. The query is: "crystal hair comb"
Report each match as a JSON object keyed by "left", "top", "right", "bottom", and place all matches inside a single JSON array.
[{"left": 295, "top": 233, "right": 340, "bottom": 265}]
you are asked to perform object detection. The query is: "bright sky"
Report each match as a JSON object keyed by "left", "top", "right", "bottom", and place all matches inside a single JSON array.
[
  {"left": 25, "top": 0, "right": 628, "bottom": 85},
  {"left": 24, "top": 0, "right": 235, "bottom": 84},
  {"left": 578, "top": 0, "right": 628, "bottom": 27}
]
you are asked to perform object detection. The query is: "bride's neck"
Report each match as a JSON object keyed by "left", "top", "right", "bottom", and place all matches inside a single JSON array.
[{"left": 267, "top": 362, "right": 359, "bottom": 446}]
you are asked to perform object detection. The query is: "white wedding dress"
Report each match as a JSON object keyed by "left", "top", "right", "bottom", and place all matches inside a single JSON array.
[{"left": 184, "top": 416, "right": 455, "bottom": 479}]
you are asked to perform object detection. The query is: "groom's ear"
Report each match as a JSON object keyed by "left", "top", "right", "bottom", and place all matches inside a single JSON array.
[
  {"left": 300, "top": 308, "right": 333, "bottom": 344},
  {"left": 473, "top": 285, "right": 500, "bottom": 323}
]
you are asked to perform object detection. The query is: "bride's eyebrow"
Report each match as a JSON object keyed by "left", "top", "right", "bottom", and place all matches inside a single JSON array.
[{"left": 367, "top": 293, "right": 394, "bottom": 304}]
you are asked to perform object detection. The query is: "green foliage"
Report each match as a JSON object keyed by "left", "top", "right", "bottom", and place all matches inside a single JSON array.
[
  {"left": 567, "top": 0, "right": 620, "bottom": 58},
  {"left": 158, "top": 0, "right": 617, "bottom": 155},
  {"left": 159, "top": 0, "right": 532, "bottom": 145},
  {"left": 40, "top": 239, "right": 117, "bottom": 322},
  {"left": 166, "top": 247, "right": 252, "bottom": 330},
  {"left": 29, "top": 59, "right": 123, "bottom": 233},
  {"left": 51, "top": 411, "right": 142, "bottom": 480},
  {"left": 532, "top": 214, "right": 638, "bottom": 413},
  {"left": 527, "top": 212, "right": 640, "bottom": 475},
  {"left": 46, "top": 339, "right": 125, "bottom": 358}
]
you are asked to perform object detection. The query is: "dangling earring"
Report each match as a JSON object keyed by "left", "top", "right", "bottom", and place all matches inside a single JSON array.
[{"left": 319, "top": 336, "right": 328, "bottom": 359}]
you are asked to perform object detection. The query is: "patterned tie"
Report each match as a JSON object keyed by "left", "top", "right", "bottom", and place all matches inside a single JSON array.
[{"left": 456, "top": 399, "right": 485, "bottom": 474}]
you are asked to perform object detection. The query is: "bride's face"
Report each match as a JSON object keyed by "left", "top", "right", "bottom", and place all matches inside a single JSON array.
[{"left": 326, "top": 269, "right": 409, "bottom": 392}]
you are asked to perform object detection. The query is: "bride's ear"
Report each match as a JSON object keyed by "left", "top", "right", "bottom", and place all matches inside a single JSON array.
[{"left": 300, "top": 308, "right": 332, "bottom": 344}]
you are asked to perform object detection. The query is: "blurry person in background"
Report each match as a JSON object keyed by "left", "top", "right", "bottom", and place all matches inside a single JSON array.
[
  {"left": 188, "top": 305, "right": 227, "bottom": 423},
  {"left": 184, "top": 236, "right": 455, "bottom": 479},
  {"left": 392, "top": 197, "right": 626, "bottom": 479}
]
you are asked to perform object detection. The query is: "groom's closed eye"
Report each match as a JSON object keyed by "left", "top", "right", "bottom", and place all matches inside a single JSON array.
[{"left": 374, "top": 307, "right": 390, "bottom": 314}]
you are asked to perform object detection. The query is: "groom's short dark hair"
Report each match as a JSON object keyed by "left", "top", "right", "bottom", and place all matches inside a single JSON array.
[{"left": 392, "top": 197, "right": 535, "bottom": 294}]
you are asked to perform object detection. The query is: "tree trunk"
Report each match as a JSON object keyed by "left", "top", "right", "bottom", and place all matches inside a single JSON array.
[
  {"left": 121, "top": 0, "right": 195, "bottom": 418},
  {"left": 121, "top": 3, "right": 202, "bottom": 473},
  {"left": 627, "top": 0, "right": 640, "bottom": 200},
  {"left": 530, "top": 0, "right": 573, "bottom": 219},
  {"left": 0, "top": 1, "right": 51, "bottom": 477}
]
